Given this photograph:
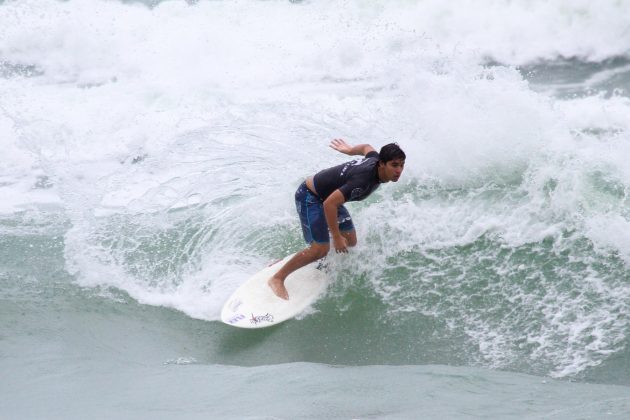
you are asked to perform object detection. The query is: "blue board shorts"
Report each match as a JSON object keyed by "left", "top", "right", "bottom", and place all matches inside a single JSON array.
[{"left": 295, "top": 182, "right": 354, "bottom": 244}]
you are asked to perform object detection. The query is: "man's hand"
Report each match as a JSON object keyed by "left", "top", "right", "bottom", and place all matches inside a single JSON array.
[
  {"left": 330, "top": 138, "right": 353, "bottom": 155},
  {"left": 332, "top": 234, "right": 349, "bottom": 253},
  {"left": 329, "top": 139, "right": 376, "bottom": 156}
]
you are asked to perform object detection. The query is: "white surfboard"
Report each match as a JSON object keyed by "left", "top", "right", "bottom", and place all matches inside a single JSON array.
[{"left": 220, "top": 253, "right": 328, "bottom": 328}]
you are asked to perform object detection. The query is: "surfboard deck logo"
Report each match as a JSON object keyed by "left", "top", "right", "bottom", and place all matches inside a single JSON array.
[
  {"left": 226, "top": 314, "right": 246, "bottom": 325},
  {"left": 250, "top": 313, "right": 274, "bottom": 325},
  {"left": 228, "top": 298, "right": 243, "bottom": 312}
]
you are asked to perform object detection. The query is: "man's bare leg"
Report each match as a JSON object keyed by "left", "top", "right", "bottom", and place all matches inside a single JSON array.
[{"left": 268, "top": 242, "right": 329, "bottom": 300}]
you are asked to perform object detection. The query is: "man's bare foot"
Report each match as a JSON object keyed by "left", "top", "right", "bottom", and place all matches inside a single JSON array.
[{"left": 268, "top": 276, "right": 289, "bottom": 300}]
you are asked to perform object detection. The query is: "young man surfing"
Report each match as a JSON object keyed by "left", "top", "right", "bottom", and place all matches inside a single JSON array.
[{"left": 268, "top": 138, "right": 406, "bottom": 300}]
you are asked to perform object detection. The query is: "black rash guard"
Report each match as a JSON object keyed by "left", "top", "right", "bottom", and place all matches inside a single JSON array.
[{"left": 312, "top": 151, "right": 381, "bottom": 202}]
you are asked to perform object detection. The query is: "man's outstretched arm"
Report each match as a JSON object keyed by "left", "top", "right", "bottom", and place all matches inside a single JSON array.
[{"left": 330, "top": 138, "right": 376, "bottom": 156}]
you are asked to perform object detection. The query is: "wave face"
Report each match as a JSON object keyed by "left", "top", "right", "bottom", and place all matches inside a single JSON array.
[{"left": 2, "top": 0, "right": 630, "bottom": 383}]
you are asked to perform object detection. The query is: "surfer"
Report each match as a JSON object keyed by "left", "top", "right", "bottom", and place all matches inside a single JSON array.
[{"left": 268, "top": 138, "right": 406, "bottom": 300}]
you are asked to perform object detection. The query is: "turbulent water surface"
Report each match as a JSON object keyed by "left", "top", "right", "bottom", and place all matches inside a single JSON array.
[{"left": 2, "top": 0, "right": 630, "bottom": 418}]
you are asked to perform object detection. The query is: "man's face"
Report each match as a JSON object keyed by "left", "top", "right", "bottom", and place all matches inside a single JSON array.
[{"left": 381, "top": 159, "right": 405, "bottom": 182}]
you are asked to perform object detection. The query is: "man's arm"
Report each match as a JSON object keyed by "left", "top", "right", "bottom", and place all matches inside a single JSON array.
[
  {"left": 323, "top": 189, "right": 349, "bottom": 253},
  {"left": 330, "top": 138, "right": 376, "bottom": 157}
]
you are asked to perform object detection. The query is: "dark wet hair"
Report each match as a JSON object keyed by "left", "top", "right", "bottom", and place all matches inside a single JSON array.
[{"left": 378, "top": 143, "right": 406, "bottom": 163}]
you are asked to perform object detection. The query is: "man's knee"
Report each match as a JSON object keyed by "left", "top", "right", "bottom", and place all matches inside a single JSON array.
[{"left": 309, "top": 243, "right": 330, "bottom": 259}]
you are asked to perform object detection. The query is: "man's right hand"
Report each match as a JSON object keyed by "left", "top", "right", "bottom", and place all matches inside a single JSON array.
[
  {"left": 330, "top": 138, "right": 353, "bottom": 155},
  {"left": 332, "top": 234, "right": 349, "bottom": 253},
  {"left": 330, "top": 139, "right": 376, "bottom": 157}
]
